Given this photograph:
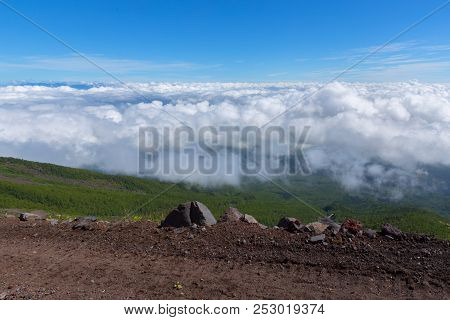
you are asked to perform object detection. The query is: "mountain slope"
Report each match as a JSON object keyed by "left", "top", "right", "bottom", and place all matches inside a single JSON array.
[{"left": 0, "top": 157, "right": 448, "bottom": 239}]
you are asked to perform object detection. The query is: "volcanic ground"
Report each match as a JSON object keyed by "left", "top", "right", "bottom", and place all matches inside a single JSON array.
[{"left": 0, "top": 216, "right": 448, "bottom": 299}]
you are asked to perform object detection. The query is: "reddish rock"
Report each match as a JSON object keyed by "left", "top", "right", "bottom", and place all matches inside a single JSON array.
[{"left": 341, "top": 219, "right": 363, "bottom": 235}]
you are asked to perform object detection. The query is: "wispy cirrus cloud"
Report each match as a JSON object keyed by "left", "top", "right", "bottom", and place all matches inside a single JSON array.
[
  {"left": 267, "top": 71, "right": 289, "bottom": 77},
  {"left": 0, "top": 54, "right": 222, "bottom": 74},
  {"left": 312, "top": 41, "right": 450, "bottom": 82}
]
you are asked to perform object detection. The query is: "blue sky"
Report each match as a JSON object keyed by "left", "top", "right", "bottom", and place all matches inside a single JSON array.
[{"left": 0, "top": 0, "right": 449, "bottom": 82}]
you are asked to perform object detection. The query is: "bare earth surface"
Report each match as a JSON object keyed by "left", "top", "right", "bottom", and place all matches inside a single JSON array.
[{"left": 0, "top": 217, "right": 448, "bottom": 300}]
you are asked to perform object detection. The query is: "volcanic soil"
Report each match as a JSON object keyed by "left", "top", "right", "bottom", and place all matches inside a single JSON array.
[{"left": 0, "top": 217, "right": 448, "bottom": 299}]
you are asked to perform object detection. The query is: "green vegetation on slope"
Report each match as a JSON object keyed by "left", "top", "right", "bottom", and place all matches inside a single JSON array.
[{"left": 0, "top": 157, "right": 448, "bottom": 239}]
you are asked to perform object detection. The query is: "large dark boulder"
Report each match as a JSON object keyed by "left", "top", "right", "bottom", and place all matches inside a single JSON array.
[
  {"left": 190, "top": 201, "right": 216, "bottom": 226},
  {"left": 161, "top": 201, "right": 216, "bottom": 228},
  {"left": 161, "top": 203, "right": 192, "bottom": 228}
]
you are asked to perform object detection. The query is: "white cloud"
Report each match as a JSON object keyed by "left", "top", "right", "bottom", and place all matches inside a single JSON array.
[{"left": 0, "top": 81, "right": 449, "bottom": 193}]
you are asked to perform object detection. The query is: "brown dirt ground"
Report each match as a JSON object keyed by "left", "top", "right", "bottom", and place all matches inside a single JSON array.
[{"left": 0, "top": 217, "right": 448, "bottom": 300}]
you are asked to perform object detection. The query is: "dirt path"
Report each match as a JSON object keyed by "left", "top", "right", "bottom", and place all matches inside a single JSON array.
[{"left": 0, "top": 217, "right": 448, "bottom": 299}]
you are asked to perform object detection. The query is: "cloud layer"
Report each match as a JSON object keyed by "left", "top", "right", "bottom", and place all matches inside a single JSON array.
[{"left": 1, "top": 81, "right": 449, "bottom": 192}]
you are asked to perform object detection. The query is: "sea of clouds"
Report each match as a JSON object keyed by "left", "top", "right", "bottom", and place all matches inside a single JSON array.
[{"left": 0, "top": 81, "right": 449, "bottom": 193}]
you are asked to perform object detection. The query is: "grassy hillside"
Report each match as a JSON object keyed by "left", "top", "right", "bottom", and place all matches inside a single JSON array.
[{"left": 0, "top": 157, "right": 448, "bottom": 239}]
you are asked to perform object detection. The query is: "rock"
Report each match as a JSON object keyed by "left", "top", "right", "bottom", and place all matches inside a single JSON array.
[
  {"left": 328, "top": 222, "right": 341, "bottom": 234},
  {"left": 161, "top": 203, "right": 191, "bottom": 228},
  {"left": 320, "top": 215, "right": 341, "bottom": 234},
  {"left": 47, "top": 219, "right": 59, "bottom": 226},
  {"left": 240, "top": 214, "right": 258, "bottom": 224},
  {"left": 219, "top": 207, "right": 244, "bottom": 223},
  {"left": 74, "top": 215, "right": 97, "bottom": 222},
  {"left": 161, "top": 201, "right": 216, "bottom": 228},
  {"left": 0, "top": 291, "right": 8, "bottom": 300},
  {"left": 277, "top": 217, "right": 303, "bottom": 233},
  {"left": 31, "top": 210, "right": 49, "bottom": 219},
  {"left": 190, "top": 201, "right": 216, "bottom": 226},
  {"left": 341, "top": 219, "right": 363, "bottom": 235},
  {"left": 174, "top": 228, "right": 185, "bottom": 234},
  {"left": 310, "top": 234, "right": 326, "bottom": 242},
  {"left": 219, "top": 208, "right": 265, "bottom": 228},
  {"left": 320, "top": 215, "right": 335, "bottom": 225},
  {"left": 72, "top": 219, "right": 94, "bottom": 231},
  {"left": 19, "top": 210, "right": 48, "bottom": 221},
  {"left": 364, "top": 228, "right": 377, "bottom": 239},
  {"left": 381, "top": 224, "right": 403, "bottom": 239},
  {"left": 3, "top": 209, "right": 23, "bottom": 219},
  {"left": 72, "top": 216, "right": 97, "bottom": 230},
  {"left": 305, "top": 222, "right": 328, "bottom": 235}
]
